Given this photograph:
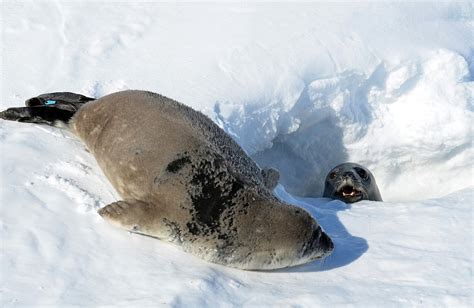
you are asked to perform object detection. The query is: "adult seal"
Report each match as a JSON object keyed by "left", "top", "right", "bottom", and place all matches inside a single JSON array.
[
  {"left": 0, "top": 90, "right": 333, "bottom": 270},
  {"left": 323, "top": 163, "right": 382, "bottom": 203}
]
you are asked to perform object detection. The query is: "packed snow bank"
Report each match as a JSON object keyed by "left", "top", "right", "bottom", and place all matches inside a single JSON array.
[
  {"left": 250, "top": 49, "right": 473, "bottom": 200},
  {"left": 1, "top": 1, "right": 473, "bottom": 306}
]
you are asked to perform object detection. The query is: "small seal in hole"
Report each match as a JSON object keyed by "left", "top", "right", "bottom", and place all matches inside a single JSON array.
[{"left": 323, "top": 162, "right": 382, "bottom": 203}]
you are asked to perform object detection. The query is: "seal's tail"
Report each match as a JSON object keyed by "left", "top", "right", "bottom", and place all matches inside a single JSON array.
[{"left": 0, "top": 92, "right": 95, "bottom": 126}]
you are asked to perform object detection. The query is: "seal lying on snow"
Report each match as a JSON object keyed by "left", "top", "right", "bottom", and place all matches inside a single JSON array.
[
  {"left": 323, "top": 163, "right": 382, "bottom": 203},
  {"left": 0, "top": 90, "right": 333, "bottom": 270}
]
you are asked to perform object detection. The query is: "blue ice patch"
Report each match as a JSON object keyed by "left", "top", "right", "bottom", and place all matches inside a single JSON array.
[{"left": 45, "top": 100, "right": 57, "bottom": 105}]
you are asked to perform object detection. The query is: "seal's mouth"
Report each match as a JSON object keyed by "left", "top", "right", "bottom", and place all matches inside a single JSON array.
[{"left": 336, "top": 185, "right": 363, "bottom": 202}]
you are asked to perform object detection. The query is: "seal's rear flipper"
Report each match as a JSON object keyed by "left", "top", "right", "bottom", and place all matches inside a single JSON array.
[
  {"left": 25, "top": 92, "right": 95, "bottom": 110},
  {"left": 98, "top": 200, "right": 166, "bottom": 239},
  {"left": 0, "top": 92, "right": 96, "bottom": 126},
  {"left": 0, "top": 106, "right": 76, "bottom": 126}
]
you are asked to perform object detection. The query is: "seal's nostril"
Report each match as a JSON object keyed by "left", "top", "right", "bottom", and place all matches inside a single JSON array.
[
  {"left": 320, "top": 232, "right": 334, "bottom": 252},
  {"left": 343, "top": 171, "right": 354, "bottom": 178},
  {"left": 302, "top": 227, "right": 334, "bottom": 259}
]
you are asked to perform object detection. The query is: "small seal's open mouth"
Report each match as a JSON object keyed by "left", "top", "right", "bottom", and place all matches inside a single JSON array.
[{"left": 337, "top": 185, "right": 362, "bottom": 200}]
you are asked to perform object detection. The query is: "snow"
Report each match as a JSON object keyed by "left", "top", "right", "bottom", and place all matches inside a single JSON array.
[{"left": 1, "top": 1, "right": 473, "bottom": 306}]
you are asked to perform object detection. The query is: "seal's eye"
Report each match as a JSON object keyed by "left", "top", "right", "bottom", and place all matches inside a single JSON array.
[
  {"left": 355, "top": 167, "right": 368, "bottom": 180},
  {"left": 329, "top": 171, "right": 337, "bottom": 180}
]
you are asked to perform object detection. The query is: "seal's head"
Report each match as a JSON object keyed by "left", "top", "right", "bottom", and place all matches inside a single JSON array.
[
  {"left": 219, "top": 192, "right": 334, "bottom": 270},
  {"left": 323, "top": 163, "right": 382, "bottom": 203}
]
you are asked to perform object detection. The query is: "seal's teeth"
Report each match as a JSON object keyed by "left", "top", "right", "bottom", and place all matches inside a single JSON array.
[{"left": 342, "top": 191, "right": 355, "bottom": 197}]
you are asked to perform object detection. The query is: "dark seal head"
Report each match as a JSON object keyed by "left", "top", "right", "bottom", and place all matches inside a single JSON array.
[{"left": 323, "top": 163, "right": 382, "bottom": 203}]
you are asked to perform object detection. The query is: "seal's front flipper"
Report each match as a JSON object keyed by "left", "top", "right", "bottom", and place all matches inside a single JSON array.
[
  {"left": 0, "top": 106, "right": 75, "bottom": 126},
  {"left": 261, "top": 167, "right": 280, "bottom": 191},
  {"left": 98, "top": 200, "right": 166, "bottom": 239}
]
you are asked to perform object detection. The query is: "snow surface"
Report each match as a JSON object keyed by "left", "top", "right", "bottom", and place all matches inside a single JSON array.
[{"left": 1, "top": 1, "right": 473, "bottom": 306}]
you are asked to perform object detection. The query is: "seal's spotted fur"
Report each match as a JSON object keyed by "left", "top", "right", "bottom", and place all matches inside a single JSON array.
[{"left": 69, "top": 90, "right": 333, "bottom": 270}]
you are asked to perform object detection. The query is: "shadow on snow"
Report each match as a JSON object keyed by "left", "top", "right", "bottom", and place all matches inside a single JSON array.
[{"left": 272, "top": 187, "right": 368, "bottom": 273}]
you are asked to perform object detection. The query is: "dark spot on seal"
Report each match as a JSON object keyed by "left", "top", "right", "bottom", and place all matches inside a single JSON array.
[
  {"left": 166, "top": 156, "right": 191, "bottom": 173},
  {"left": 185, "top": 154, "right": 244, "bottom": 240},
  {"left": 163, "top": 218, "right": 183, "bottom": 244},
  {"left": 218, "top": 233, "right": 229, "bottom": 241},
  {"left": 237, "top": 202, "right": 250, "bottom": 215},
  {"left": 190, "top": 173, "right": 243, "bottom": 229},
  {"left": 186, "top": 222, "right": 200, "bottom": 235}
]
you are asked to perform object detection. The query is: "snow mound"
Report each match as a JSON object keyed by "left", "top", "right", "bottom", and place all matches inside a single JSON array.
[{"left": 242, "top": 49, "right": 473, "bottom": 200}]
